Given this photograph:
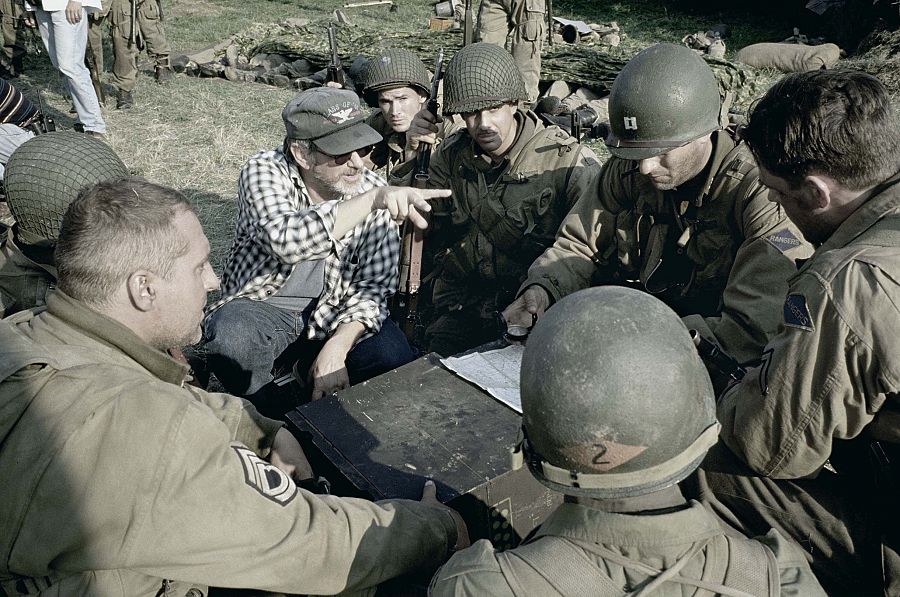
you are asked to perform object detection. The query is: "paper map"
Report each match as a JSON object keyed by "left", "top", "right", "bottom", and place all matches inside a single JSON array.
[{"left": 441, "top": 344, "right": 524, "bottom": 413}]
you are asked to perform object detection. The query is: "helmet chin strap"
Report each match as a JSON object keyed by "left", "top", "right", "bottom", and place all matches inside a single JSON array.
[{"left": 513, "top": 422, "right": 721, "bottom": 491}]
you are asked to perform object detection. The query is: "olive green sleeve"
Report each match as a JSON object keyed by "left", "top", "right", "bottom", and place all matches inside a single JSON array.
[
  {"left": 520, "top": 158, "right": 623, "bottom": 303},
  {"left": 185, "top": 386, "right": 282, "bottom": 456},
  {"left": 716, "top": 263, "right": 894, "bottom": 478},
  {"left": 682, "top": 188, "right": 813, "bottom": 363},
  {"left": 124, "top": 398, "right": 458, "bottom": 595}
]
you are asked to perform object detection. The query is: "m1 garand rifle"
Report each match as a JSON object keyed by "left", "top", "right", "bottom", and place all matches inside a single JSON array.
[
  {"left": 35, "top": 90, "right": 55, "bottom": 134},
  {"left": 546, "top": 0, "right": 553, "bottom": 47},
  {"left": 463, "top": 0, "right": 474, "bottom": 46},
  {"left": 394, "top": 48, "right": 444, "bottom": 341},
  {"left": 129, "top": 0, "right": 138, "bottom": 47},
  {"left": 326, "top": 22, "right": 346, "bottom": 87}
]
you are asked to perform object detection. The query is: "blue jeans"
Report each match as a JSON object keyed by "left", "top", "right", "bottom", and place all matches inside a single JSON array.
[
  {"left": 204, "top": 298, "right": 417, "bottom": 398},
  {"left": 34, "top": 7, "right": 106, "bottom": 133},
  {"left": 0, "top": 124, "right": 33, "bottom": 178}
]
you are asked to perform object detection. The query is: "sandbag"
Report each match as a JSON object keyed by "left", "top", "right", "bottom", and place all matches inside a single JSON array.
[{"left": 735, "top": 42, "right": 841, "bottom": 72}]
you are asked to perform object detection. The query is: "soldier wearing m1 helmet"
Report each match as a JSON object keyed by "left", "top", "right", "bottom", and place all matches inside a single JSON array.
[
  {"left": 429, "top": 287, "right": 826, "bottom": 596},
  {"left": 0, "top": 131, "right": 128, "bottom": 317},
  {"left": 503, "top": 43, "right": 813, "bottom": 386},
  {"left": 395, "top": 43, "right": 602, "bottom": 356},
  {"left": 362, "top": 48, "right": 438, "bottom": 177}
]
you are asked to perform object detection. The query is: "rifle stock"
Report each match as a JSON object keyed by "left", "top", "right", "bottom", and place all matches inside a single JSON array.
[
  {"left": 326, "top": 23, "right": 346, "bottom": 86},
  {"left": 394, "top": 49, "right": 444, "bottom": 341},
  {"left": 463, "top": 0, "right": 474, "bottom": 46}
]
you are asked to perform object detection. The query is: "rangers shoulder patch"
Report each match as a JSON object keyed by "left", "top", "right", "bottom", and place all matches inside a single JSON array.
[
  {"left": 783, "top": 294, "right": 814, "bottom": 331},
  {"left": 766, "top": 228, "right": 803, "bottom": 254},
  {"left": 232, "top": 445, "right": 297, "bottom": 506}
]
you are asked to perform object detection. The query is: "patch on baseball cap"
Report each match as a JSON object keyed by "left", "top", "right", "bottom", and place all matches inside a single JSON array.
[{"left": 282, "top": 87, "right": 382, "bottom": 156}]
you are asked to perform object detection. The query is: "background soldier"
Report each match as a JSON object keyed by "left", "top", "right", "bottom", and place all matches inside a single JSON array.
[
  {"left": 0, "top": 131, "right": 128, "bottom": 317},
  {"left": 693, "top": 69, "right": 900, "bottom": 596},
  {"left": 476, "top": 0, "right": 544, "bottom": 103},
  {"left": 430, "top": 287, "right": 826, "bottom": 596},
  {"left": 361, "top": 47, "right": 432, "bottom": 177},
  {"left": 503, "top": 43, "right": 811, "bottom": 378},
  {"left": 398, "top": 43, "right": 601, "bottom": 356},
  {"left": 88, "top": 0, "right": 173, "bottom": 110},
  {"left": 0, "top": 0, "right": 26, "bottom": 78}
]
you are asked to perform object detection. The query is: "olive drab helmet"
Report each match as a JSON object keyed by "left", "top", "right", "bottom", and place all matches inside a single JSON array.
[
  {"left": 606, "top": 43, "right": 724, "bottom": 160},
  {"left": 442, "top": 43, "right": 527, "bottom": 115},
  {"left": 513, "top": 287, "right": 720, "bottom": 499},
  {"left": 361, "top": 48, "right": 432, "bottom": 108},
  {"left": 5, "top": 132, "right": 128, "bottom": 247}
]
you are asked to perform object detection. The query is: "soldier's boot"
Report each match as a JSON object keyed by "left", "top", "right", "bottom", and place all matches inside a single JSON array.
[
  {"left": 116, "top": 89, "right": 134, "bottom": 110},
  {"left": 155, "top": 65, "right": 174, "bottom": 84}
]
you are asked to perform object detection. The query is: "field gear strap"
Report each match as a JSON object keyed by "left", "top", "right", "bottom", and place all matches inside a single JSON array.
[{"left": 496, "top": 533, "right": 779, "bottom": 597}]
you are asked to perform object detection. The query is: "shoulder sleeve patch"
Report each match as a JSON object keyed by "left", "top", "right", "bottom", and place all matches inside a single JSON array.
[
  {"left": 783, "top": 293, "right": 814, "bottom": 331},
  {"left": 232, "top": 445, "right": 298, "bottom": 506},
  {"left": 765, "top": 228, "right": 803, "bottom": 254}
]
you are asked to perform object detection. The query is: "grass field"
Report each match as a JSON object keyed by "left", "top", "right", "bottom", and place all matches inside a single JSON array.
[{"left": 11, "top": 0, "right": 815, "bottom": 273}]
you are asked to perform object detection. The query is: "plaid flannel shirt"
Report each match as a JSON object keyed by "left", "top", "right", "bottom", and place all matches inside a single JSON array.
[{"left": 206, "top": 148, "right": 398, "bottom": 341}]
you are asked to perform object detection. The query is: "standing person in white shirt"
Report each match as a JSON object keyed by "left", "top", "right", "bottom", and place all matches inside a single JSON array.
[{"left": 25, "top": 0, "right": 106, "bottom": 139}]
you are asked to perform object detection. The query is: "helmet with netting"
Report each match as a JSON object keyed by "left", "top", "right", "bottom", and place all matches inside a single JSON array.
[
  {"left": 516, "top": 286, "right": 720, "bottom": 499},
  {"left": 5, "top": 132, "right": 129, "bottom": 246},
  {"left": 361, "top": 48, "right": 431, "bottom": 107},
  {"left": 606, "top": 43, "right": 723, "bottom": 160},
  {"left": 442, "top": 43, "right": 526, "bottom": 115}
]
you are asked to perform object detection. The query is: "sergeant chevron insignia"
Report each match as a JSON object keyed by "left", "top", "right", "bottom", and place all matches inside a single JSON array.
[{"left": 232, "top": 445, "right": 298, "bottom": 506}]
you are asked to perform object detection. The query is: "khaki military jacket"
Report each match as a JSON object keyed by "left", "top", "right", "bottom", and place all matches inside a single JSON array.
[
  {"left": 0, "top": 229, "right": 55, "bottom": 318},
  {"left": 718, "top": 174, "right": 900, "bottom": 478},
  {"left": 393, "top": 109, "right": 601, "bottom": 312},
  {"left": 0, "top": 292, "right": 458, "bottom": 597},
  {"left": 522, "top": 131, "right": 812, "bottom": 362},
  {"left": 430, "top": 500, "right": 824, "bottom": 596}
]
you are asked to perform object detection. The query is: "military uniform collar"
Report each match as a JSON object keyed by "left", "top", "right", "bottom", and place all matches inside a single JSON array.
[
  {"left": 46, "top": 291, "right": 190, "bottom": 385},
  {"left": 535, "top": 499, "right": 723, "bottom": 547},
  {"left": 469, "top": 108, "right": 537, "bottom": 170},
  {"left": 684, "top": 129, "right": 736, "bottom": 207},
  {"left": 3, "top": 228, "right": 57, "bottom": 279},
  {"left": 813, "top": 171, "right": 900, "bottom": 255}
]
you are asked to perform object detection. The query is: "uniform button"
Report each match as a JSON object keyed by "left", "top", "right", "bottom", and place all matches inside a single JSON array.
[{"left": 185, "top": 589, "right": 204, "bottom": 597}]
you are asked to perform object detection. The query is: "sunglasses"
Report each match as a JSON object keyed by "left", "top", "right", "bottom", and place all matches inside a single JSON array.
[{"left": 318, "top": 145, "right": 374, "bottom": 165}]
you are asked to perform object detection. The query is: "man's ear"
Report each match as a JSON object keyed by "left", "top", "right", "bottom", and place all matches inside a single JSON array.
[
  {"left": 291, "top": 143, "right": 313, "bottom": 169},
  {"left": 126, "top": 270, "right": 157, "bottom": 312},
  {"left": 804, "top": 174, "right": 833, "bottom": 210}
]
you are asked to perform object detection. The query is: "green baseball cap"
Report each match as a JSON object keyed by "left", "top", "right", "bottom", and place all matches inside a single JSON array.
[{"left": 282, "top": 87, "right": 382, "bottom": 155}]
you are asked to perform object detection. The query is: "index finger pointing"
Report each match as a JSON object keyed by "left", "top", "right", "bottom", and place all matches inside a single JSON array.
[{"left": 417, "top": 188, "right": 452, "bottom": 200}]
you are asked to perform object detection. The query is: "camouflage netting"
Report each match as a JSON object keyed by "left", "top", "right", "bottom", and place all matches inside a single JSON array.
[
  {"left": 188, "top": 18, "right": 780, "bottom": 113},
  {"left": 846, "top": 27, "right": 900, "bottom": 102}
]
